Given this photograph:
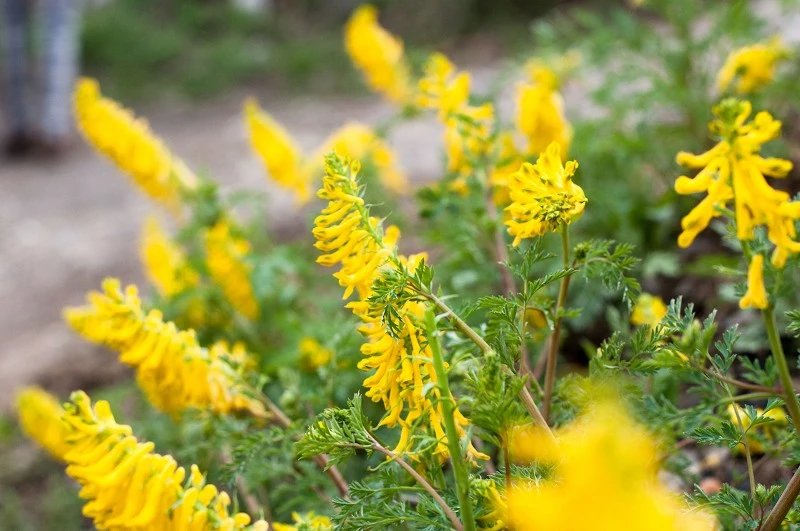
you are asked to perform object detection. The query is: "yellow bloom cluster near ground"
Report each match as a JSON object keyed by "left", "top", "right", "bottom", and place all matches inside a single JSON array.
[
  {"left": 313, "top": 154, "right": 480, "bottom": 457},
  {"left": 64, "top": 278, "right": 265, "bottom": 417},
  {"left": 205, "top": 219, "right": 260, "bottom": 320},
  {"left": 53, "top": 391, "right": 266, "bottom": 530},
  {"left": 73, "top": 78, "right": 196, "bottom": 211},
  {"left": 344, "top": 5, "right": 414, "bottom": 105},
  {"left": 505, "top": 400, "right": 718, "bottom": 531},
  {"left": 505, "top": 142, "right": 586, "bottom": 245},
  {"left": 717, "top": 37, "right": 788, "bottom": 94}
]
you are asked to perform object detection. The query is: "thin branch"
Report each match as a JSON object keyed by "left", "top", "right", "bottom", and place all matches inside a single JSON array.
[
  {"left": 761, "top": 465, "right": 800, "bottom": 531},
  {"left": 262, "top": 395, "right": 350, "bottom": 497},
  {"left": 366, "top": 432, "right": 464, "bottom": 531}
]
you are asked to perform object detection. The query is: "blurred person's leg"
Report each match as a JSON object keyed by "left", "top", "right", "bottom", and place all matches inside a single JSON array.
[
  {"left": 2, "top": 0, "right": 34, "bottom": 156},
  {"left": 39, "top": 0, "right": 79, "bottom": 151}
]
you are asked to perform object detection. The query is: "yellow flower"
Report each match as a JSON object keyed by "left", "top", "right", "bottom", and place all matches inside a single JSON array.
[
  {"left": 516, "top": 64, "right": 572, "bottom": 157},
  {"left": 73, "top": 78, "right": 196, "bottom": 211},
  {"left": 272, "top": 512, "right": 332, "bottom": 531},
  {"left": 727, "top": 403, "right": 787, "bottom": 454},
  {"left": 205, "top": 219, "right": 260, "bottom": 320},
  {"left": 505, "top": 142, "right": 585, "bottom": 245},
  {"left": 344, "top": 5, "right": 413, "bottom": 105},
  {"left": 64, "top": 278, "right": 266, "bottom": 417},
  {"left": 307, "top": 122, "right": 408, "bottom": 195},
  {"left": 60, "top": 391, "right": 267, "bottom": 530},
  {"left": 140, "top": 215, "right": 198, "bottom": 297},
  {"left": 298, "top": 337, "right": 333, "bottom": 370},
  {"left": 418, "top": 53, "right": 495, "bottom": 176},
  {"left": 506, "top": 400, "right": 717, "bottom": 531},
  {"left": 313, "top": 154, "right": 483, "bottom": 458},
  {"left": 244, "top": 98, "right": 311, "bottom": 203},
  {"left": 717, "top": 37, "right": 789, "bottom": 94},
  {"left": 675, "top": 99, "right": 798, "bottom": 266},
  {"left": 16, "top": 387, "right": 70, "bottom": 460},
  {"left": 631, "top": 293, "right": 669, "bottom": 327},
  {"left": 740, "top": 254, "right": 769, "bottom": 310},
  {"left": 473, "top": 479, "right": 507, "bottom": 531}
]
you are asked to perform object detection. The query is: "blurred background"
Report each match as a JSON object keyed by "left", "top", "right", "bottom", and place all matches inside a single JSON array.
[{"left": 1, "top": 0, "right": 799, "bottom": 527}]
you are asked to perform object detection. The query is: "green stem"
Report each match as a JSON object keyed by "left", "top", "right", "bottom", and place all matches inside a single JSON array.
[
  {"left": 427, "top": 292, "right": 493, "bottom": 354},
  {"left": 542, "top": 224, "right": 572, "bottom": 422},
  {"left": 763, "top": 307, "right": 800, "bottom": 435},
  {"left": 365, "top": 432, "right": 463, "bottom": 531},
  {"left": 424, "top": 310, "right": 476, "bottom": 531},
  {"left": 427, "top": 290, "right": 554, "bottom": 437},
  {"left": 725, "top": 385, "right": 756, "bottom": 498}
]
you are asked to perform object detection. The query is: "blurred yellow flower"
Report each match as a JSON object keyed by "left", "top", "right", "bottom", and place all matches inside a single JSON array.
[
  {"left": 740, "top": 254, "right": 769, "bottom": 310},
  {"left": 61, "top": 391, "right": 267, "bottom": 530},
  {"left": 272, "top": 511, "right": 332, "bottom": 531},
  {"left": 73, "top": 78, "right": 196, "bottom": 211},
  {"left": 16, "top": 387, "right": 70, "bottom": 460},
  {"left": 418, "top": 53, "right": 495, "bottom": 176},
  {"left": 675, "top": 100, "right": 797, "bottom": 266},
  {"left": 727, "top": 403, "right": 787, "bottom": 454},
  {"left": 205, "top": 219, "right": 260, "bottom": 320},
  {"left": 140, "top": 215, "right": 198, "bottom": 297},
  {"left": 307, "top": 122, "right": 408, "bottom": 195},
  {"left": 516, "top": 64, "right": 572, "bottom": 157},
  {"left": 631, "top": 293, "right": 669, "bottom": 327},
  {"left": 344, "top": 5, "right": 413, "bottom": 105},
  {"left": 505, "top": 142, "right": 585, "bottom": 245},
  {"left": 64, "top": 278, "right": 266, "bottom": 417},
  {"left": 298, "top": 337, "right": 333, "bottom": 370},
  {"left": 717, "top": 37, "right": 788, "bottom": 94},
  {"left": 506, "top": 400, "right": 717, "bottom": 531},
  {"left": 245, "top": 98, "right": 310, "bottom": 203}
]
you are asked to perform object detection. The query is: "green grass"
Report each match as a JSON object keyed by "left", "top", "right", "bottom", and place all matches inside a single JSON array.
[{"left": 80, "top": 0, "right": 360, "bottom": 101}]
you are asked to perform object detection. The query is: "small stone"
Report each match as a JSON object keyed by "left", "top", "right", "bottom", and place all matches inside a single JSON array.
[{"left": 699, "top": 477, "right": 722, "bottom": 495}]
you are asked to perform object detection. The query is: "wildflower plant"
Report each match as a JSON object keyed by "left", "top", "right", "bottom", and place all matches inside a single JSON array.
[{"left": 11, "top": 2, "right": 800, "bottom": 531}]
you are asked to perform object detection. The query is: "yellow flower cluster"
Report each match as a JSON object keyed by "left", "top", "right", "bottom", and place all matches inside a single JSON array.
[
  {"left": 313, "top": 154, "right": 478, "bottom": 456},
  {"left": 60, "top": 391, "right": 267, "bottom": 530},
  {"left": 272, "top": 512, "right": 332, "bottom": 531},
  {"left": 505, "top": 142, "right": 586, "bottom": 245},
  {"left": 205, "top": 219, "right": 260, "bottom": 320},
  {"left": 244, "top": 99, "right": 310, "bottom": 203},
  {"left": 344, "top": 5, "right": 413, "bottom": 105},
  {"left": 717, "top": 37, "right": 788, "bottom": 94},
  {"left": 418, "top": 53, "right": 495, "bottom": 176},
  {"left": 140, "top": 215, "right": 198, "bottom": 297},
  {"left": 631, "top": 293, "right": 669, "bottom": 327},
  {"left": 245, "top": 99, "right": 408, "bottom": 203},
  {"left": 16, "top": 387, "right": 71, "bottom": 460},
  {"left": 506, "top": 400, "right": 717, "bottom": 531},
  {"left": 64, "top": 278, "right": 266, "bottom": 417},
  {"left": 73, "top": 78, "right": 196, "bottom": 211},
  {"left": 516, "top": 63, "right": 572, "bottom": 157},
  {"left": 676, "top": 100, "right": 797, "bottom": 263},
  {"left": 727, "top": 402, "right": 787, "bottom": 453},
  {"left": 298, "top": 337, "right": 333, "bottom": 371}
]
